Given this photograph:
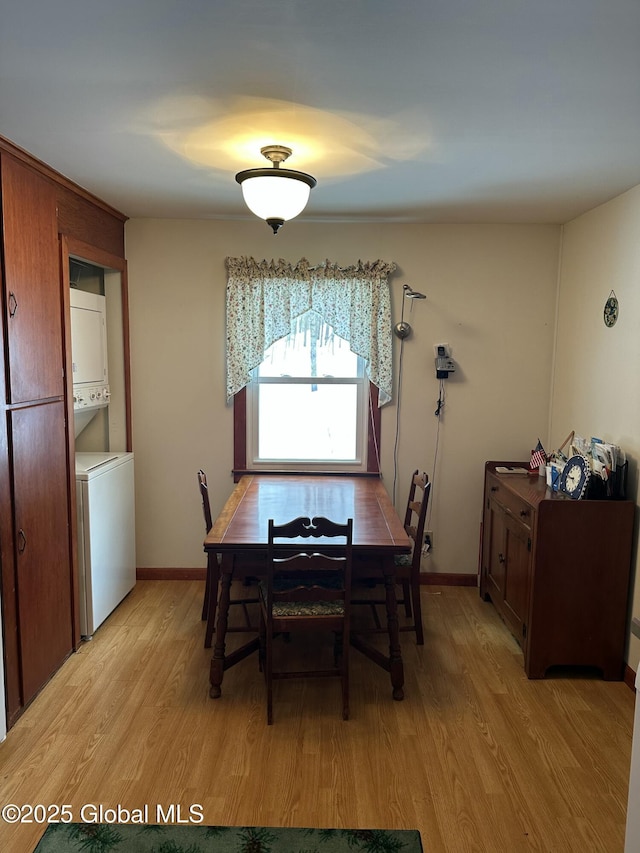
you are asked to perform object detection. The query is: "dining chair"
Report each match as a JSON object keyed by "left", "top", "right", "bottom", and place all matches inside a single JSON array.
[
  {"left": 198, "top": 469, "right": 257, "bottom": 648},
  {"left": 352, "top": 469, "right": 430, "bottom": 645},
  {"left": 259, "top": 515, "right": 353, "bottom": 725},
  {"left": 395, "top": 470, "right": 430, "bottom": 645}
]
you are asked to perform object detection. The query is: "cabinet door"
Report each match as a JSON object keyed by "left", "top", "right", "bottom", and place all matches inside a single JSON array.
[
  {"left": 502, "top": 514, "right": 531, "bottom": 644},
  {"left": 12, "top": 401, "right": 73, "bottom": 704},
  {"left": 1, "top": 154, "right": 63, "bottom": 403},
  {"left": 484, "top": 498, "right": 507, "bottom": 600}
]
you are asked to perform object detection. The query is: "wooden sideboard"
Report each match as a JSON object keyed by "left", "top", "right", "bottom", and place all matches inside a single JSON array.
[{"left": 479, "top": 461, "right": 635, "bottom": 679}]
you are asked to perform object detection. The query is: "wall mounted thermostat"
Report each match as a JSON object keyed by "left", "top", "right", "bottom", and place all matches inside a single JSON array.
[{"left": 434, "top": 343, "right": 456, "bottom": 379}]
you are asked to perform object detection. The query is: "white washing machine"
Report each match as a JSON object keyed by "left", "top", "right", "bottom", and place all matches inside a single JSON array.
[{"left": 75, "top": 452, "right": 136, "bottom": 638}]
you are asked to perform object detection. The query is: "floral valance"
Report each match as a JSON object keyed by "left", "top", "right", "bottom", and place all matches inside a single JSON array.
[{"left": 225, "top": 257, "right": 396, "bottom": 405}]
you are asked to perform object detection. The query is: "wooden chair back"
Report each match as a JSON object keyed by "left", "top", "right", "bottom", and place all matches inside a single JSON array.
[
  {"left": 350, "top": 470, "right": 430, "bottom": 644},
  {"left": 397, "top": 470, "right": 430, "bottom": 645},
  {"left": 266, "top": 515, "right": 353, "bottom": 613},
  {"left": 402, "top": 470, "right": 431, "bottom": 564},
  {"left": 260, "top": 515, "right": 353, "bottom": 723},
  {"left": 198, "top": 468, "right": 258, "bottom": 644},
  {"left": 197, "top": 469, "right": 213, "bottom": 533}
]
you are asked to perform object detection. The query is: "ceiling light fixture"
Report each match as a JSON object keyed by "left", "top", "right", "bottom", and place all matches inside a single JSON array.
[
  {"left": 235, "top": 144, "right": 317, "bottom": 235},
  {"left": 394, "top": 284, "right": 427, "bottom": 339}
]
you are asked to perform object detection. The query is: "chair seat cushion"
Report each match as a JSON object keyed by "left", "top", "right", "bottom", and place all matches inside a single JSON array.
[
  {"left": 272, "top": 599, "right": 345, "bottom": 617},
  {"left": 259, "top": 580, "right": 345, "bottom": 617}
]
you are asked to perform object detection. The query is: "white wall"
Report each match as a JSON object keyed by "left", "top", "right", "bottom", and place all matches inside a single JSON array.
[
  {"left": 125, "top": 219, "right": 560, "bottom": 580},
  {"left": 550, "top": 184, "right": 640, "bottom": 673}
]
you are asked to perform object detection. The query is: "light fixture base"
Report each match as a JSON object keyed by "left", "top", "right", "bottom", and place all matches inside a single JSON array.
[
  {"left": 260, "top": 145, "right": 292, "bottom": 165},
  {"left": 394, "top": 321, "right": 412, "bottom": 339},
  {"left": 266, "top": 217, "right": 284, "bottom": 235}
]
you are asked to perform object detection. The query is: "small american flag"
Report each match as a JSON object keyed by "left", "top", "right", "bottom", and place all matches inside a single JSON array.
[{"left": 530, "top": 440, "right": 546, "bottom": 470}]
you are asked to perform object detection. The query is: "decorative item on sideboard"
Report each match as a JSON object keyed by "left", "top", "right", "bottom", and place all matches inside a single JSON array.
[{"left": 545, "top": 430, "right": 627, "bottom": 500}]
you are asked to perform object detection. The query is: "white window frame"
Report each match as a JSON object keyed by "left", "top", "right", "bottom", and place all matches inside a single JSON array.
[{"left": 246, "top": 355, "right": 369, "bottom": 473}]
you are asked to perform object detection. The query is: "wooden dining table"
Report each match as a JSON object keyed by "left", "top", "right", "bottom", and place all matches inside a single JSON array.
[{"left": 204, "top": 473, "right": 412, "bottom": 701}]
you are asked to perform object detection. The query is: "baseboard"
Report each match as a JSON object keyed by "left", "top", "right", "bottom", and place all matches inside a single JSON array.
[
  {"left": 624, "top": 663, "right": 637, "bottom": 692},
  {"left": 138, "top": 568, "right": 478, "bottom": 586},
  {"left": 137, "top": 567, "right": 206, "bottom": 580},
  {"left": 420, "top": 572, "right": 478, "bottom": 587}
]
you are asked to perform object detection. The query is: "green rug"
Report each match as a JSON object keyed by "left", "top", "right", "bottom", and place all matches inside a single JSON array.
[{"left": 34, "top": 824, "right": 423, "bottom": 852}]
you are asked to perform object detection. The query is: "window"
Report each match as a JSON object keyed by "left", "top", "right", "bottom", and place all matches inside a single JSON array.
[
  {"left": 246, "top": 312, "right": 368, "bottom": 470},
  {"left": 226, "top": 256, "right": 393, "bottom": 476}
]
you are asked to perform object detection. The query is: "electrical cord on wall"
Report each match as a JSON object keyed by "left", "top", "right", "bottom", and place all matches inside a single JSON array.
[
  {"left": 434, "top": 379, "right": 445, "bottom": 418},
  {"left": 391, "top": 336, "right": 406, "bottom": 507},
  {"left": 427, "top": 378, "right": 446, "bottom": 530}
]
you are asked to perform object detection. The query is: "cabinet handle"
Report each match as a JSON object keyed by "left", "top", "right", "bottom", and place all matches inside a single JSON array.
[
  {"left": 519, "top": 509, "right": 529, "bottom": 518},
  {"left": 17, "top": 528, "right": 27, "bottom": 554},
  {"left": 8, "top": 291, "right": 18, "bottom": 318},
  {"left": 490, "top": 486, "right": 498, "bottom": 492},
  {"left": 498, "top": 553, "right": 505, "bottom": 564}
]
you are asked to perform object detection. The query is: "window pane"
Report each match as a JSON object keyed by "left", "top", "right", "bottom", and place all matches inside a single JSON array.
[
  {"left": 258, "top": 313, "right": 359, "bottom": 379},
  {"left": 258, "top": 383, "right": 358, "bottom": 461}
]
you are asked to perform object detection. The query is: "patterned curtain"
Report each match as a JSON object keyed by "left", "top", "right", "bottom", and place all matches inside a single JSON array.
[{"left": 225, "top": 256, "right": 396, "bottom": 405}]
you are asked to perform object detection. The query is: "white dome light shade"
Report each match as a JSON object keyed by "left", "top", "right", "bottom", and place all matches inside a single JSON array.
[
  {"left": 235, "top": 145, "right": 317, "bottom": 234},
  {"left": 239, "top": 173, "right": 312, "bottom": 221}
]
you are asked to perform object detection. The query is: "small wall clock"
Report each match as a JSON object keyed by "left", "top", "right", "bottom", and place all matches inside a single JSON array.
[
  {"left": 604, "top": 291, "right": 619, "bottom": 327},
  {"left": 559, "top": 454, "right": 590, "bottom": 500}
]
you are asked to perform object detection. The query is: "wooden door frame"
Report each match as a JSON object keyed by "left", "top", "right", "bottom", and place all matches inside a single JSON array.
[{"left": 60, "top": 235, "right": 132, "bottom": 656}]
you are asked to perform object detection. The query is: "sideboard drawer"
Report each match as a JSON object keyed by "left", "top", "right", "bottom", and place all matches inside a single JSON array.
[{"left": 487, "top": 474, "right": 534, "bottom": 530}]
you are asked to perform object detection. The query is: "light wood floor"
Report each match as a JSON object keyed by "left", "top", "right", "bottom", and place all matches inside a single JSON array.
[{"left": 0, "top": 581, "right": 635, "bottom": 853}]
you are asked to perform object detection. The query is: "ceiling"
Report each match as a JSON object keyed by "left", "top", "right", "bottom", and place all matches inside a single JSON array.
[{"left": 2, "top": 0, "right": 639, "bottom": 225}]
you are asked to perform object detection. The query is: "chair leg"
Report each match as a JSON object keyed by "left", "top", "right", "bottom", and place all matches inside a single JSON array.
[
  {"left": 204, "top": 554, "right": 221, "bottom": 649},
  {"left": 411, "top": 577, "right": 424, "bottom": 645},
  {"left": 266, "top": 622, "right": 274, "bottom": 725},
  {"left": 201, "top": 564, "right": 211, "bottom": 621},
  {"left": 241, "top": 601, "right": 253, "bottom": 629},
  {"left": 258, "top": 612, "right": 266, "bottom": 673},
  {"left": 341, "top": 628, "right": 350, "bottom": 721},
  {"left": 402, "top": 579, "right": 412, "bottom": 617}
]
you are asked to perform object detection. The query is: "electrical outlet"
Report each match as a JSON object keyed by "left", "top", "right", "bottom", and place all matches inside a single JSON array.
[{"left": 424, "top": 530, "right": 433, "bottom": 551}]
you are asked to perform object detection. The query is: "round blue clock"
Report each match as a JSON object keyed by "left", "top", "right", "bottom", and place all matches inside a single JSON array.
[{"left": 559, "top": 454, "right": 590, "bottom": 500}]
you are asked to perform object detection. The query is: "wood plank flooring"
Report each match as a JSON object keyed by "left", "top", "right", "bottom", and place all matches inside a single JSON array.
[{"left": 0, "top": 581, "right": 634, "bottom": 853}]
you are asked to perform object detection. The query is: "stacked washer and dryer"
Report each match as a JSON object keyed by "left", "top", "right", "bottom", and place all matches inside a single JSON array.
[{"left": 70, "top": 287, "right": 136, "bottom": 639}]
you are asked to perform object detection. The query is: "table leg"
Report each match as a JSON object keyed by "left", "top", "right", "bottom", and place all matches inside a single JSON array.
[
  {"left": 209, "top": 556, "right": 232, "bottom": 698},
  {"left": 383, "top": 564, "right": 405, "bottom": 700},
  {"left": 203, "top": 552, "right": 220, "bottom": 649}
]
